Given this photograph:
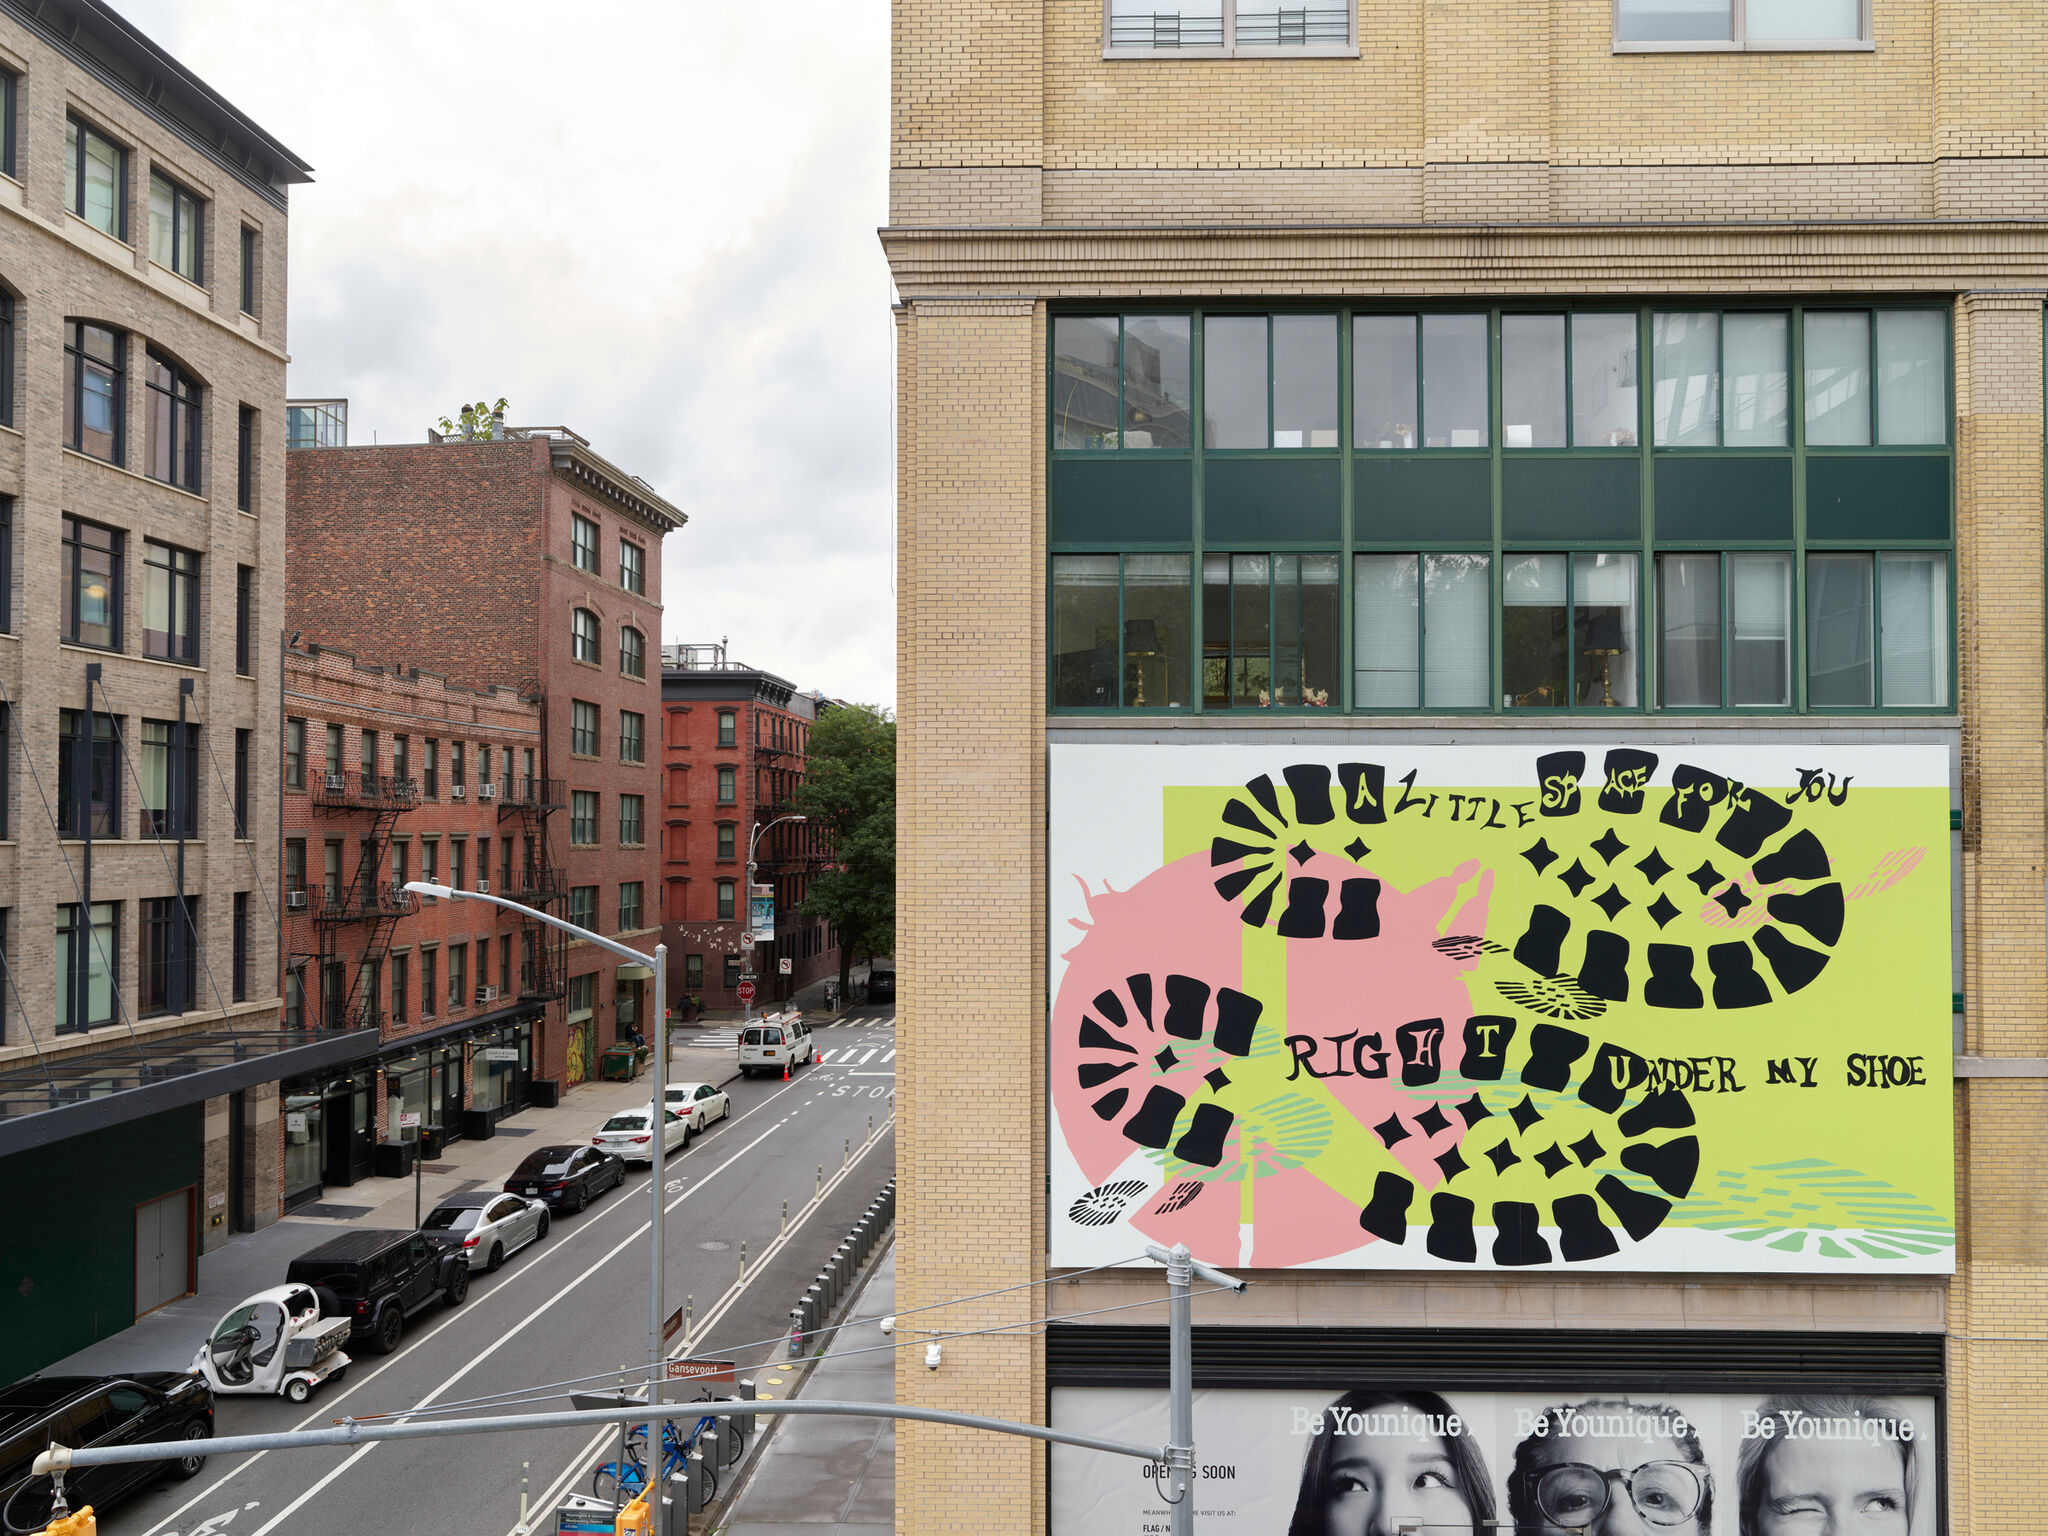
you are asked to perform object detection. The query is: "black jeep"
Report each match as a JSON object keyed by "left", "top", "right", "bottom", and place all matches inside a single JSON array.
[{"left": 285, "top": 1228, "right": 469, "bottom": 1355}]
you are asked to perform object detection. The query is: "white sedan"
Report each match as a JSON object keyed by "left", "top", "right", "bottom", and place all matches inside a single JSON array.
[
  {"left": 661, "top": 1081, "right": 731, "bottom": 1134},
  {"left": 592, "top": 1103, "right": 690, "bottom": 1163},
  {"left": 422, "top": 1190, "right": 548, "bottom": 1272}
]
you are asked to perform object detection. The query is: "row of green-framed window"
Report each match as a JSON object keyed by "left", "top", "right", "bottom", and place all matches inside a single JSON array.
[
  {"left": 1051, "top": 308, "right": 1949, "bottom": 453},
  {"left": 1050, "top": 549, "right": 1949, "bottom": 712}
]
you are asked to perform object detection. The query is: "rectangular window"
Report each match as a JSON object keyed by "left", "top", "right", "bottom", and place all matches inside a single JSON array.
[
  {"left": 58, "top": 710, "right": 118, "bottom": 837},
  {"left": 284, "top": 968, "right": 303, "bottom": 1030},
  {"left": 571, "top": 790, "right": 599, "bottom": 846},
  {"left": 1615, "top": 0, "right": 1867, "bottom": 49},
  {"left": 62, "top": 516, "right": 122, "bottom": 649},
  {"left": 147, "top": 171, "right": 203, "bottom": 283},
  {"left": 717, "top": 823, "right": 736, "bottom": 860},
  {"left": 141, "top": 898, "right": 197, "bottom": 1016},
  {"left": 237, "top": 407, "right": 255, "bottom": 513},
  {"left": 360, "top": 729, "right": 378, "bottom": 781},
  {"left": 232, "top": 892, "right": 249, "bottom": 1002},
  {"left": 1806, "top": 551, "right": 1951, "bottom": 708},
  {"left": 234, "top": 729, "right": 251, "bottom": 836},
  {"left": 620, "top": 539, "right": 645, "bottom": 594},
  {"left": 423, "top": 738, "right": 439, "bottom": 797},
  {"left": 620, "top": 710, "right": 644, "bottom": 763},
  {"left": 66, "top": 117, "right": 126, "bottom": 237},
  {"left": 571, "top": 513, "right": 600, "bottom": 573},
  {"left": 448, "top": 943, "right": 467, "bottom": 1009},
  {"left": 1805, "top": 310, "right": 1948, "bottom": 447},
  {"left": 1203, "top": 314, "right": 1337, "bottom": 449},
  {"left": 1201, "top": 553, "right": 1340, "bottom": 708},
  {"left": 285, "top": 718, "right": 305, "bottom": 791},
  {"left": 421, "top": 948, "right": 437, "bottom": 1017},
  {"left": 0, "top": 70, "right": 14, "bottom": 180},
  {"left": 240, "top": 225, "right": 258, "bottom": 315},
  {"left": 1106, "top": 0, "right": 1351, "bottom": 52},
  {"left": 1657, "top": 552, "right": 1793, "bottom": 708},
  {"left": 236, "top": 565, "right": 254, "bottom": 674},
  {"left": 285, "top": 840, "right": 305, "bottom": 896},
  {"left": 717, "top": 766, "right": 736, "bottom": 804},
  {"left": 451, "top": 741, "right": 466, "bottom": 790},
  {"left": 421, "top": 838, "right": 438, "bottom": 888},
  {"left": 1051, "top": 554, "right": 1192, "bottom": 710},
  {"left": 325, "top": 723, "right": 343, "bottom": 777},
  {"left": 391, "top": 952, "right": 409, "bottom": 1024},
  {"left": 685, "top": 953, "right": 704, "bottom": 991},
  {"left": 0, "top": 496, "right": 12, "bottom": 633},
  {"left": 475, "top": 936, "right": 490, "bottom": 1000},
  {"left": 57, "top": 901, "right": 118, "bottom": 1033},
  {"left": 1352, "top": 553, "right": 1491, "bottom": 709},
  {"left": 64, "top": 323, "right": 124, "bottom": 463},
  {"left": 568, "top": 885, "right": 597, "bottom": 932},
  {"left": 1355, "top": 313, "right": 1494, "bottom": 449},
  {"left": 143, "top": 541, "right": 200, "bottom": 662},
  {"left": 618, "top": 882, "right": 643, "bottom": 931},
  {"left": 1501, "top": 552, "right": 1640, "bottom": 709},
  {"left": 451, "top": 839, "right": 466, "bottom": 891},
  {"left": 716, "top": 880, "right": 736, "bottom": 922},
  {"left": 722, "top": 955, "right": 745, "bottom": 989},
  {"left": 619, "top": 626, "right": 644, "bottom": 678},
  {"left": 1052, "top": 314, "right": 1193, "bottom": 449},
  {"left": 717, "top": 710, "right": 736, "bottom": 747},
  {"left": 571, "top": 700, "right": 598, "bottom": 756},
  {"left": 145, "top": 349, "right": 202, "bottom": 491},
  {"left": 620, "top": 794, "right": 644, "bottom": 846},
  {"left": 500, "top": 937, "right": 511, "bottom": 997}
]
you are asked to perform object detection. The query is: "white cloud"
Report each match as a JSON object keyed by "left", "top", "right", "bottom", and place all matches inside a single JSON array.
[{"left": 109, "top": 0, "right": 897, "bottom": 704}]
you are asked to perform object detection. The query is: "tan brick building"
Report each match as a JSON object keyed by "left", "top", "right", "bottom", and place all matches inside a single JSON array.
[
  {"left": 0, "top": 0, "right": 312, "bottom": 1382},
  {"left": 888, "top": 3, "right": 2047, "bottom": 1531}
]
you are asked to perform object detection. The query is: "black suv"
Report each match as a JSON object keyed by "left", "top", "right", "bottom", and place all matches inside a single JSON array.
[
  {"left": 285, "top": 1228, "right": 469, "bottom": 1355},
  {"left": 0, "top": 1373, "right": 212, "bottom": 1533}
]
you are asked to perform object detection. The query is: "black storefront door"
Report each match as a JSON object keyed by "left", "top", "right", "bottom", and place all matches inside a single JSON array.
[{"left": 323, "top": 1081, "right": 374, "bottom": 1186}]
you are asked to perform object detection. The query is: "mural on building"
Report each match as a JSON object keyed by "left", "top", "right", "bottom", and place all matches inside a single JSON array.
[{"left": 1050, "top": 745, "right": 1952, "bottom": 1273}]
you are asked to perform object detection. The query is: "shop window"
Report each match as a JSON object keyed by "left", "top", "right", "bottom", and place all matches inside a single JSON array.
[
  {"left": 1051, "top": 554, "right": 1191, "bottom": 709},
  {"left": 1502, "top": 552, "right": 1640, "bottom": 709},
  {"left": 1353, "top": 553, "right": 1491, "bottom": 709},
  {"left": 1201, "top": 553, "right": 1340, "bottom": 708}
]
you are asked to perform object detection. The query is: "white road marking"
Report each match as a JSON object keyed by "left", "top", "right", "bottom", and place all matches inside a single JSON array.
[{"left": 882, "top": 1049, "right": 896, "bottom": 1062}]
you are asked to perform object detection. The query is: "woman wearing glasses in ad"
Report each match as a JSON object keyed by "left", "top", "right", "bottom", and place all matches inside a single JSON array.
[{"left": 1508, "top": 1399, "right": 1714, "bottom": 1535}]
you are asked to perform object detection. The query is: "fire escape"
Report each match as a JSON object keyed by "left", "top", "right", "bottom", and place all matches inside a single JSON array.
[
  {"left": 313, "top": 769, "right": 421, "bottom": 1030},
  {"left": 502, "top": 767, "right": 567, "bottom": 1005}
]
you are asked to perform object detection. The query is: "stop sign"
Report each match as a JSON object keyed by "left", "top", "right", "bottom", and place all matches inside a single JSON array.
[{"left": 736, "top": 981, "right": 756, "bottom": 1004}]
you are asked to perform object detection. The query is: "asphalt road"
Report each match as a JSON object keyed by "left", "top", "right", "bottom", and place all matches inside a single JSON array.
[{"left": 110, "top": 1008, "right": 899, "bottom": 1536}]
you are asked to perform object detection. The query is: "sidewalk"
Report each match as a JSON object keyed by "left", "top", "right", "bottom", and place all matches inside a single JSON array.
[
  {"left": 45, "top": 1042, "right": 741, "bottom": 1379},
  {"left": 714, "top": 1245, "right": 895, "bottom": 1536}
]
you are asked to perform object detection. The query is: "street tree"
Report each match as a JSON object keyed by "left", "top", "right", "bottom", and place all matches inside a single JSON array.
[
  {"left": 436, "top": 396, "right": 510, "bottom": 440},
  {"left": 795, "top": 703, "right": 895, "bottom": 1004}
]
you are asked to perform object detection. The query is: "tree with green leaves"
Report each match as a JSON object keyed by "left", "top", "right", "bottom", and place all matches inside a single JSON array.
[
  {"left": 794, "top": 703, "right": 895, "bottom": 1006},
  {"left": 436, "top": 397, "right": 510, "bottom": 441}
]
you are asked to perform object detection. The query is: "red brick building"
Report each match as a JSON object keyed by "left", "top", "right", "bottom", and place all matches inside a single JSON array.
[
  {"left": 661, "top": 644, "right": 837, "bottom": 1010},
  {"left": 287, "top": 421, "right": 680, "bottom": 1115},
  {"left": 277, "top": 643, "right": 544, "bottom": 1203}
]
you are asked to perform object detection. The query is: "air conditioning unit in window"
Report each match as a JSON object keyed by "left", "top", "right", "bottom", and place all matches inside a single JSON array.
[
  {"left": 285, "top": 890, "right": 307, "bottom": 910},
  {"left": 325, "top": 773, "right": 346, "bottom": 793},
  {"left": 476, "top": 985, "right": 499, "bottom": 1004},
  {"left": 451, "top": 784, "right": 467, "bottom": 800},
  {"left": 479, "top": 783, "right": 497, "bottom": 800},
  {"left": 476, "top": 879, "right": 490, "bottom": 894}
]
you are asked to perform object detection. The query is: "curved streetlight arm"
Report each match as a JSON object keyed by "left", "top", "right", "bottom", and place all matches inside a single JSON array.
[{"left": 742, "top": 814, "right": 807, "bottom": 1025}]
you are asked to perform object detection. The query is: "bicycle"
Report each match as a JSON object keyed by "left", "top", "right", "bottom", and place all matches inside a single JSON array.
[{"left": 590, "top": 1395, "right": 745, "bottom": 1504}]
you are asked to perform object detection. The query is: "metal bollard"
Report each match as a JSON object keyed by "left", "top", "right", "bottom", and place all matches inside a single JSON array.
[
  {"left": 816, "top": 1163, "right": 823, "bottom": 1200},
  {"left": 843, "top": 1136, "right": 850, "bottom": 1169},
  {"left": 740, "top": 1240, "right": 747, "bottom": 1280},
  {"left": 737, "top": 1378, "right": 757, "bottom": 1439},
  {"left": 781, "top": 1197, "right": 787, "bottom": 1237}
]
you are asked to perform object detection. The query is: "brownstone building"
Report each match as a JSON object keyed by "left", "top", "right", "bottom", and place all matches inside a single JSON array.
[
  {"left": 287, "top": 420, "right": 680, "bottom": 1095},
  {"left": 660, "top": 642, "right": 837, "bottom": 1011},
  {"left": 277, "top": 641, "right": 545, "bottom": 1206}
]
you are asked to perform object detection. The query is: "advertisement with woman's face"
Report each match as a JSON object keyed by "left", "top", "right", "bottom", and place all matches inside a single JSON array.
[{"left": 1049, "top": 1387, "right": 1935, "bottom": 1536}]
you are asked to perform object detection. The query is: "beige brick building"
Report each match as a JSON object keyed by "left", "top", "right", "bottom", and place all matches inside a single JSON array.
[
  {"left": 889, "top": 3, "right": 2047, "bottom": 1531},
  {"left": 0, "top": 0, "right": 313, "bottom": 1384}
]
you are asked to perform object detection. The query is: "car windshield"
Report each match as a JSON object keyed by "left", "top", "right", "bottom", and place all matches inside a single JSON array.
[
  {"left": 422, "top": 1207, "right": 482, "bottom": 1232},
  {"left": 514, "top": 1151, "right": 575, "bottom": 1177},
  {"left": 601, "top": 1114, "right": 647, "bottom": 1133}
]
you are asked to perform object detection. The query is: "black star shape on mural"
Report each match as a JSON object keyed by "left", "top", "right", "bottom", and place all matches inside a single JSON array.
[
  {"left": 1291, "top": 840, "right": 1316, "bottom": 866},
  {"left": 1344, "top": 838, "right": 1371, "bottom": 862},
  {"left": 1484, "top": 1140, "right": 1522, "bottom": 1174},
  {"left": 1590, "top": 828, "right": 1629, "bottom": 865},
  {"left": 1521, "top": 838, "right": 1559, "bottom": 875},
  {"left": 1510, "top": 1094, "right": 1544, "bottom": 1133},
  {"left": 1688, "top": 859, "right": 1725, "bottom": 895},
  {"left": 1592, "top": 884, "right": 1631, "bottom": 922},
  {"left": 1374, "top": 1113, "right": 1411, "bottom": 1148},
  {"left": 1455, "top": 1093, "right": 1492, "bottom": 1127},
  {"left": 1570, "top": 1131, "right": 1607, "bottom": 1166},
  {"left": 1647, "top": 893, "right": 1682, "bottom": 929},
  {"left": 1205, "top": 1068, "right": 1230, "bottom": 1092},
  {"left": 1154, "top": 1047, "right": 1179, "bottom": 1073},
  {"left": 1534, "top": 1143, "right": 1573, "bottom": 1178},
  {"left": 1434, "top": 1144, "right": 1470, "bottom": 1181},
  {"left": 1635, "top": 847, "right": 1673, "bottom": 885},
  {"left": 1715, "top": 884, "right": 1752, "bottom": 919},
  {"left": 1559, "top": 859, "right": 1596, "bottom": 897},
  {"left": 1416, "top": 1103, "right": 1452, "bottom": 1138}
]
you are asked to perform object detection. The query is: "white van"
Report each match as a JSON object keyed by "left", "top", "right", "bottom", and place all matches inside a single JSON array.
[{"left": 738, "top": 1011, "right": 815, "bottom": 1077}]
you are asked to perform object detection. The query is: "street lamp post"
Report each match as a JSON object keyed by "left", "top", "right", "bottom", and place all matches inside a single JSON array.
[
  {"left": 743, "top": 814, "right": 806, "bottom": 1025},
  {"left": 403, "top": 881, "right": 670, "bottom": 1458}
]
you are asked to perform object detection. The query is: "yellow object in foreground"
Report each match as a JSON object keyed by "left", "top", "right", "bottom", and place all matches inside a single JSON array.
[
  {"left": 41, "top": 1510, "right": 95, "bottom": 1536},
  {"left": 616, "top": 1494, "right": 653, "bottom": 1535}
]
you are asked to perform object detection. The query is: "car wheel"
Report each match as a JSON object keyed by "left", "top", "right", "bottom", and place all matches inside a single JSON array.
[
  {"left": 680, "top": 1122, "right": 693, "bottom": 1149},
  {"left": 486, "top": 1242, "right": 505, "bottom": 1273},
  {"left": 574, "top": 1184, "right": 590, "bottom": 1213},
  {"left": 174, "top": 1417, "right": 212, "bottom": 1478},
  {"left": 537, "top": 1211, "right": 551, "bottom": 1239},
  {"left": 445, "top": 1266, "right": 470, "bottom": 1307},
  {"left": 373, "top": 1304, "right": 404, "bottom": 1354},
  {"left": 285, "top": 1376, "right": 312, "bottom": 1405}
]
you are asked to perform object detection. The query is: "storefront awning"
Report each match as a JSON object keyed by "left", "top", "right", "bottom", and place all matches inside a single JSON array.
[
  {"left": 0, "top": 1027, "right": 379, "bottom": 1159},
  {"left": 616, "top": 964, "right": 655, "bottom": 981},
  {"left": 375, "top": 1002, "right": 542, "bottom": 1066}
]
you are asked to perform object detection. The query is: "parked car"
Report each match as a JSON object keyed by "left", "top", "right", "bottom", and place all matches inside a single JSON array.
[
  {"left": 504, "top": 1144, "right": 626, "bottom": 1212},
  {"left": 661, "top": 1081, "right": 731, "bottom": 1132},
  {"left": 738, "top": 1014, "right": 815, "bottom": 1077},
  {"left": 0, "top": 1372, "right": 212, "bottom": 1532},
  {"left": 865, "top": 965, "right": 896, "bottom": 1004},
  {"left": 422, "top": 1191, "right": 549, "bottom": 1272},
  {"left": 284, "top": 1228, "right": 469, "bottom": 1355},
  {"left": 194, "top": 1284, "right": 350, "bottom": 1403},
  {"left": 592, "top": 1104, "right": 690, "bottom": 1163}
]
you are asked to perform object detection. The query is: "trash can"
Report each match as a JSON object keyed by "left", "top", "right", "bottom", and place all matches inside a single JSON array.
[
  {"left": 374, "top": 1139, "right": 415, "bottom": 1179},
  {"left": 420, "top": 1124, "right": 446, "bottom": 1160},
  {"left": 600, "top": 1044, "right": 643, "bottom": 1082},
  {"left": 460, "top": 1108, "right": 496, "bottom": 1141}
]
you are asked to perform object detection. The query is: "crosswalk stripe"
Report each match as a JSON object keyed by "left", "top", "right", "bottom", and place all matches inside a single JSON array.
[{"left": 882, "top": 1049, "right": 895, "bottom": 1062}]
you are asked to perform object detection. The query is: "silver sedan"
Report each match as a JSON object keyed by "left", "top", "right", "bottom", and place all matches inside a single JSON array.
[{"left": 422, "top": 1190, "right": 549, "bottom": 1272}]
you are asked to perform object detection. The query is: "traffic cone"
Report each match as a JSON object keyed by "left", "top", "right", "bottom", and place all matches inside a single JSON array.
[{"left": 783, "top": 1056, "right": 790, "bottom": 1082}]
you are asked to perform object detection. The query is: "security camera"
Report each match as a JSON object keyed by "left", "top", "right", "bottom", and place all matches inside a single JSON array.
[
  {"left": 879, "top": 1315, "right": 896, "bottom": 1336},
  {"left": 924, "top": 1342, "right": 942, "bottom": 1370}
]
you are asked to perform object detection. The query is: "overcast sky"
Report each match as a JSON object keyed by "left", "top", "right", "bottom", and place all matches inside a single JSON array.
[{"left": 107, "top": 0, "right": 897, "bottom": 707}]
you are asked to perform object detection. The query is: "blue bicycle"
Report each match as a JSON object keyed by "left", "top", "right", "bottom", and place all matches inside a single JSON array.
[{"left": 591, "top": 1398, "right": 744, "bottom": 1503}]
